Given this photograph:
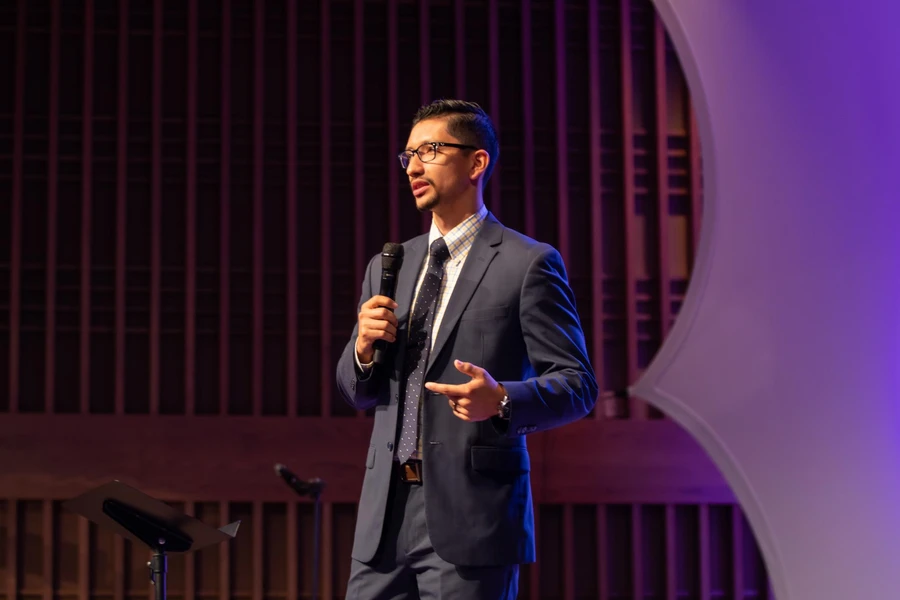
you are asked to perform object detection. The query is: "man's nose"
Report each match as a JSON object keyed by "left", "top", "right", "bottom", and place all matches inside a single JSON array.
[{"left": 406, "top": 154, "right": 424, "bottom": 176}]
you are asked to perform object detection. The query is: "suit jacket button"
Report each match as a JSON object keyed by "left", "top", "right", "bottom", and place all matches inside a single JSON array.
[
  {"left": 387, "top": 442, "right": 394, "bottom": 451},
  {"left": 350, "top": 382, "right": 356, "bottom": 391}
]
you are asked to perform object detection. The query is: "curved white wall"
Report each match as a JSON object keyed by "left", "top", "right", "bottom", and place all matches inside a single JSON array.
[{"left": 636, "top": 2, "right": 900, "bottom": 598}]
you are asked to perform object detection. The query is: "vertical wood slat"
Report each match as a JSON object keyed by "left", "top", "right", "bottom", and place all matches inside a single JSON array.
[
  {"left": 319, "top": 0, "right": 333, "bottom": 416},
  {"left": 562, "top": 505, "right": 575, "bottom": 600},
  {"left": 528, "top": 508, "right": 540, "bottom": 600},
  {"left": 80, "top": 0, "right": 95, "bottom": 414},
  {"left": 252, "top": 0, "right": 265, "bottom": 416},
  {"left": 6, "top": 501, "right": 17, "bottom": 600},
  {"left": 387, "top": 0, "right": 400, "bottom": 243},
  {"left": 218, "top": 502, "right": 229, "bottom": 600},
  {"left": 78, "top": 516, "right": 89, "bottom": 600},
  {"left": 285, "top": 0, "right": 298, "bottom": 417},
  {"left": 419, "top": 0, "right": 431, "bottom": 233},
  {"left": 285, "top": 503, "right": 298, "bottom": 600},
  {"left": 688, "top": 98, "right": 702, "bottom": 258},
  {"left": 320, "top": 502, "right": 333, "bottom": 600},
  {"left": 454, "top": 0, "right": 465, "bottom": 97},
  {"left": 114, "top": 0, "right": 129, "bottom": 416},
  {"left": 353, "top": 0, "right": 365, "bottom": 292},
  {"left": 588, "top": 0, "right": 605, "bottom": 419},
  {"left": 42, "top": 501, "right": 53, "bottom": 600},
  {"left": 9, "top": 0, "right": 27, "bottom": 414},
  {"left": 184, "top": 501, "right": 195, "bottom": 600},
  {"left": 665, "top": 504, "right": 677, "bottom": 600},
  {"left": 619, "top": 0, "right": 645, "bottom": 419},
  {"left": 520, "top": 0, "right": 536, "bottom": 238},
  {"left": 631, "top": 504, "right": 644, "bottom": 599},
  {"left": 487, "top": 0, "right": 501, "bottom": 220},
  {"left": 419, "top": 0, "right": 430, "bottom": 102},
  {"left": 654, "top": 14, "right": 672, "bottom": 340},
  {"left": 150, "top": 0, "right": 164, "bottom": 415},
  {"left": 185, "top": 0, "right": 199, "bottom": 416},
  {"left": 113, "top": 534, "right": 125, "bottom": 600},
  {"left": 554, "top": 0, "right": 570, "bottom": 264},
  {"left": 219, "top": 0, "right": 232, "bottom": 416},
  {"left": 45, "top": 0, "right": 61, "bottom": 413},
  {"left": 698, "top": 504, "right": 711, "bottom": 600},
  {"left": 732, "top": 506, "right": 744, "bottom": 600},
  {"left": 597, "top": 504, "right": 609, "bottom": 600},
  {"left": 253, "top": 502, "right": 263, "bottom": 600},
  {"left": 353, "top": 0, "right": 367, "bottom": 409}
]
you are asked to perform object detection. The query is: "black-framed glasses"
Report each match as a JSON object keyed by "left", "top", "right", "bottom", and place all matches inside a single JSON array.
[{"left": 398, "top": 141, "right": 479, "bottom": 169}]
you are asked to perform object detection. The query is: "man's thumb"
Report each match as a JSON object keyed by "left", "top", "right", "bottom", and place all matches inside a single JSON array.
[{"left": 454, "top": 359, "right": 481, "bottom": 378}]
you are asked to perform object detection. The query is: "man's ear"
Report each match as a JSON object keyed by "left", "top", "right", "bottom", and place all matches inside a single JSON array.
[{"left": 470, "top": 149, "right": 490, "bottom": 182}]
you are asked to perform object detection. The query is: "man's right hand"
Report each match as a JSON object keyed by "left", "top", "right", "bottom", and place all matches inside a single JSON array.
[{"left": 355, "top": 295, "right": 399, "bottom": 364}]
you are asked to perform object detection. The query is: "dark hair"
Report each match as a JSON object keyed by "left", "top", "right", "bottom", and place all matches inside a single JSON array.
[{"left": 412, "top": 99, "right": 500, "bottom": 183}]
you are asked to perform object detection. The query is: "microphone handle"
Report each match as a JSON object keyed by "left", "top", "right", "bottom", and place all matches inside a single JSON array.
[{"left": 372, "top": 270, "right": 398, "bottom": 366}]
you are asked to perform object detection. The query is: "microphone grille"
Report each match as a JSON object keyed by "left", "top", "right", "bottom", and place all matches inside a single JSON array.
[{"left": 381, "top": 243, "right": 404, "bottom": 271}]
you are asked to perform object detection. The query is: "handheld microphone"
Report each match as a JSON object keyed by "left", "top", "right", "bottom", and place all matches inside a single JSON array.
[
  {"left": 373, "top": 242, "right": 404, "bottom": 366},
  {"left": 274, "top": 463, "right": 325, "bottom": 498}
]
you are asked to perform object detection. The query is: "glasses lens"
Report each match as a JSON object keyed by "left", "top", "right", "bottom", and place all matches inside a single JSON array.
[
  {"left": 420, "top": 143, "right": 437, "bottom": 163},
  {"left": 399, "top": 153, "right": 409, "bottom": 169}
]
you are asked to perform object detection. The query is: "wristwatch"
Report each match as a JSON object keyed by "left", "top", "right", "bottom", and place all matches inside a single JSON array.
[{"left": 497, "top": 393, "right": 511, "bottom": 420}]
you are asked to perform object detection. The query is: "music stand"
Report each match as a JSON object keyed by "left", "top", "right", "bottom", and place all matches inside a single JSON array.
[{"left": 64, "top": 480, "right": 241, "bottom": 600}]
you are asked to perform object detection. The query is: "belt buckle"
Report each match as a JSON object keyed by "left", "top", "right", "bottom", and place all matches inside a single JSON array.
[{"left": 399, "top": 460, "right": 422, "bottom": 484}]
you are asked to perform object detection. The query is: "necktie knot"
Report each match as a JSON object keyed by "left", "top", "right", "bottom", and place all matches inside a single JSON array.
[{"left": 430, "top": 238, "right": 450, "bottom": 266}]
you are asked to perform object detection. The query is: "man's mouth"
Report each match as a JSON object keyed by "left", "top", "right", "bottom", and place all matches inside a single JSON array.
[{"left": 411, "top": 180, "right": 430, "bottom": 197}]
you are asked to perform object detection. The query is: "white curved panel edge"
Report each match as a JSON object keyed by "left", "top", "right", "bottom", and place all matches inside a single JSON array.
[{"left": 634, "top": 1, "right": 900, "bottom": 599}]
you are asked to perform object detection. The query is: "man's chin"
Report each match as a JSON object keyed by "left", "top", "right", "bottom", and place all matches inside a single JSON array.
[{"left": 416, "top": 194, "right": 439, "bottom": 213}]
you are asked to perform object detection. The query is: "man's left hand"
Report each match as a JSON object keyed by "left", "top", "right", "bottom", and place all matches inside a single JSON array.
[{"left": 425, "top": 360, "right": 505, "bottom": 422}]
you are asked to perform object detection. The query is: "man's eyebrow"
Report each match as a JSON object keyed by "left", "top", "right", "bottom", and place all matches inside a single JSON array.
[{"left": 406, "top": 140, "right": 435, "bottom": 151}]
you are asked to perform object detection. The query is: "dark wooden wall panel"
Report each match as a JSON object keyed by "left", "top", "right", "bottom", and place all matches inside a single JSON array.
[{"left": 0, "top": 0, "right": 770, "bottom": 598}]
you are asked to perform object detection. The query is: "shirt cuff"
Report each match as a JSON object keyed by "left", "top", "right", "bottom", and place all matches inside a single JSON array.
[{"left": 355, "top": 351, "right": 374, "bottom": 378}]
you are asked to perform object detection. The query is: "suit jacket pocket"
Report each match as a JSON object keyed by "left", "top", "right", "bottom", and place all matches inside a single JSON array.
[
  {"left": 470, "top": 446, "right": 530, "bottom": 474},
  {"left": 366, "top": 444, "right": 376, "bottom": 469},
  {"left": 459, "top": 305, "right": 510, "bottom": 321}
]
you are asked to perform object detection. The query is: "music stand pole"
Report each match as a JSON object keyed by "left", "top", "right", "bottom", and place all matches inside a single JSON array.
[
  {"left": 149, "top": 542, "right": 167, "bottom": 600},
  {"left": 312, "top": 488, "right": 321, "bottom": 600}
]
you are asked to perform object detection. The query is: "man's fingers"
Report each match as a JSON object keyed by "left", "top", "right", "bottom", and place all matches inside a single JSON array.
[
  {"left": 363, "top": 318, "right": 397, "bottom": 336},
  {"left": 449, "top": 400, "right": 472, "bottom": 421},
  {"left": 362, "top": 295, "right": 398, "bottom": 310},
  {"left": 453, "top": 359, "right": 484, "bottom": 379},
  {"left": 425, "top": 381, "right": 468, "bottom": 396},
  {"left": 361, "top": 322, "right": 396, "bottom": 343},
  {"left": 361, "top": 307, "right": 399, "bottom": 327}
]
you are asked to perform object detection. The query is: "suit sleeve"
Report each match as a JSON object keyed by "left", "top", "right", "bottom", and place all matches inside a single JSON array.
[
  {"left": 497, "top": 245, "right": 599, "bottom": 436},
  {"left": 336, "top": 254, "right": 387, "bottom": 410}
]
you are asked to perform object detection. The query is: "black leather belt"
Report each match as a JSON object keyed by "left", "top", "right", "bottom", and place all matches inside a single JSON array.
[{"left": 398, "top": 459, "right": 423, "bottom": 484}]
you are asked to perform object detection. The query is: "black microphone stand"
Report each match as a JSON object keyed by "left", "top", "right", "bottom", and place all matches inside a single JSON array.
[{"left": 275, "top": 466, "right": 325, "bottom": 600}]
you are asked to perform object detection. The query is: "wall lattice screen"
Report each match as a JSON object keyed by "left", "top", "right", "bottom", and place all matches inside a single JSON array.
[{"left": 0, "top": 0, "right": 773, "bottom": 598}]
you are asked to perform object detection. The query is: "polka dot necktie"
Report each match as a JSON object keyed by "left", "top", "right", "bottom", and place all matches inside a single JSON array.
[{"left": 396, "top": 238, "right": 451, "bottom": 463}]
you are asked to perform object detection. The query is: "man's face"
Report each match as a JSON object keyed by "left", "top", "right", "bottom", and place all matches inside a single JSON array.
[{"left": 404, "top": 118, "right": 473, "bottom": 213}]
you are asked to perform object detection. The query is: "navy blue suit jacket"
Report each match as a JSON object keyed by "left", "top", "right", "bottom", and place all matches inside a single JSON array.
[{"left": 336, "top": 214, "right": 598, "bottom": 567}]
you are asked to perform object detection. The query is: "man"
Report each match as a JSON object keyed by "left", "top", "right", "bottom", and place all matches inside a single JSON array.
[{"left": 336, "top": 99, "right": 597, "bottom": 599}]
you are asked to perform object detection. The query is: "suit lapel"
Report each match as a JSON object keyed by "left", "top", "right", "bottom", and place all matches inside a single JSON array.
[
  {"left": 396, "top": 234, "right": 428, "bottom": 323},
  {"left": 426, "top": 215, "right": 503, "bottom": 374}
]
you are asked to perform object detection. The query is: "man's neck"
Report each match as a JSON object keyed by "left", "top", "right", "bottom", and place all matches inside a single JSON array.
[{"left": 432, "top": 198, "right": 483, "bottom": 236}]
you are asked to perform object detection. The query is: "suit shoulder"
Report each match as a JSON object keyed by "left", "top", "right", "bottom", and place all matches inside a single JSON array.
[{"left": 499, "top": 227, "right": 561, "bottom": 261}]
